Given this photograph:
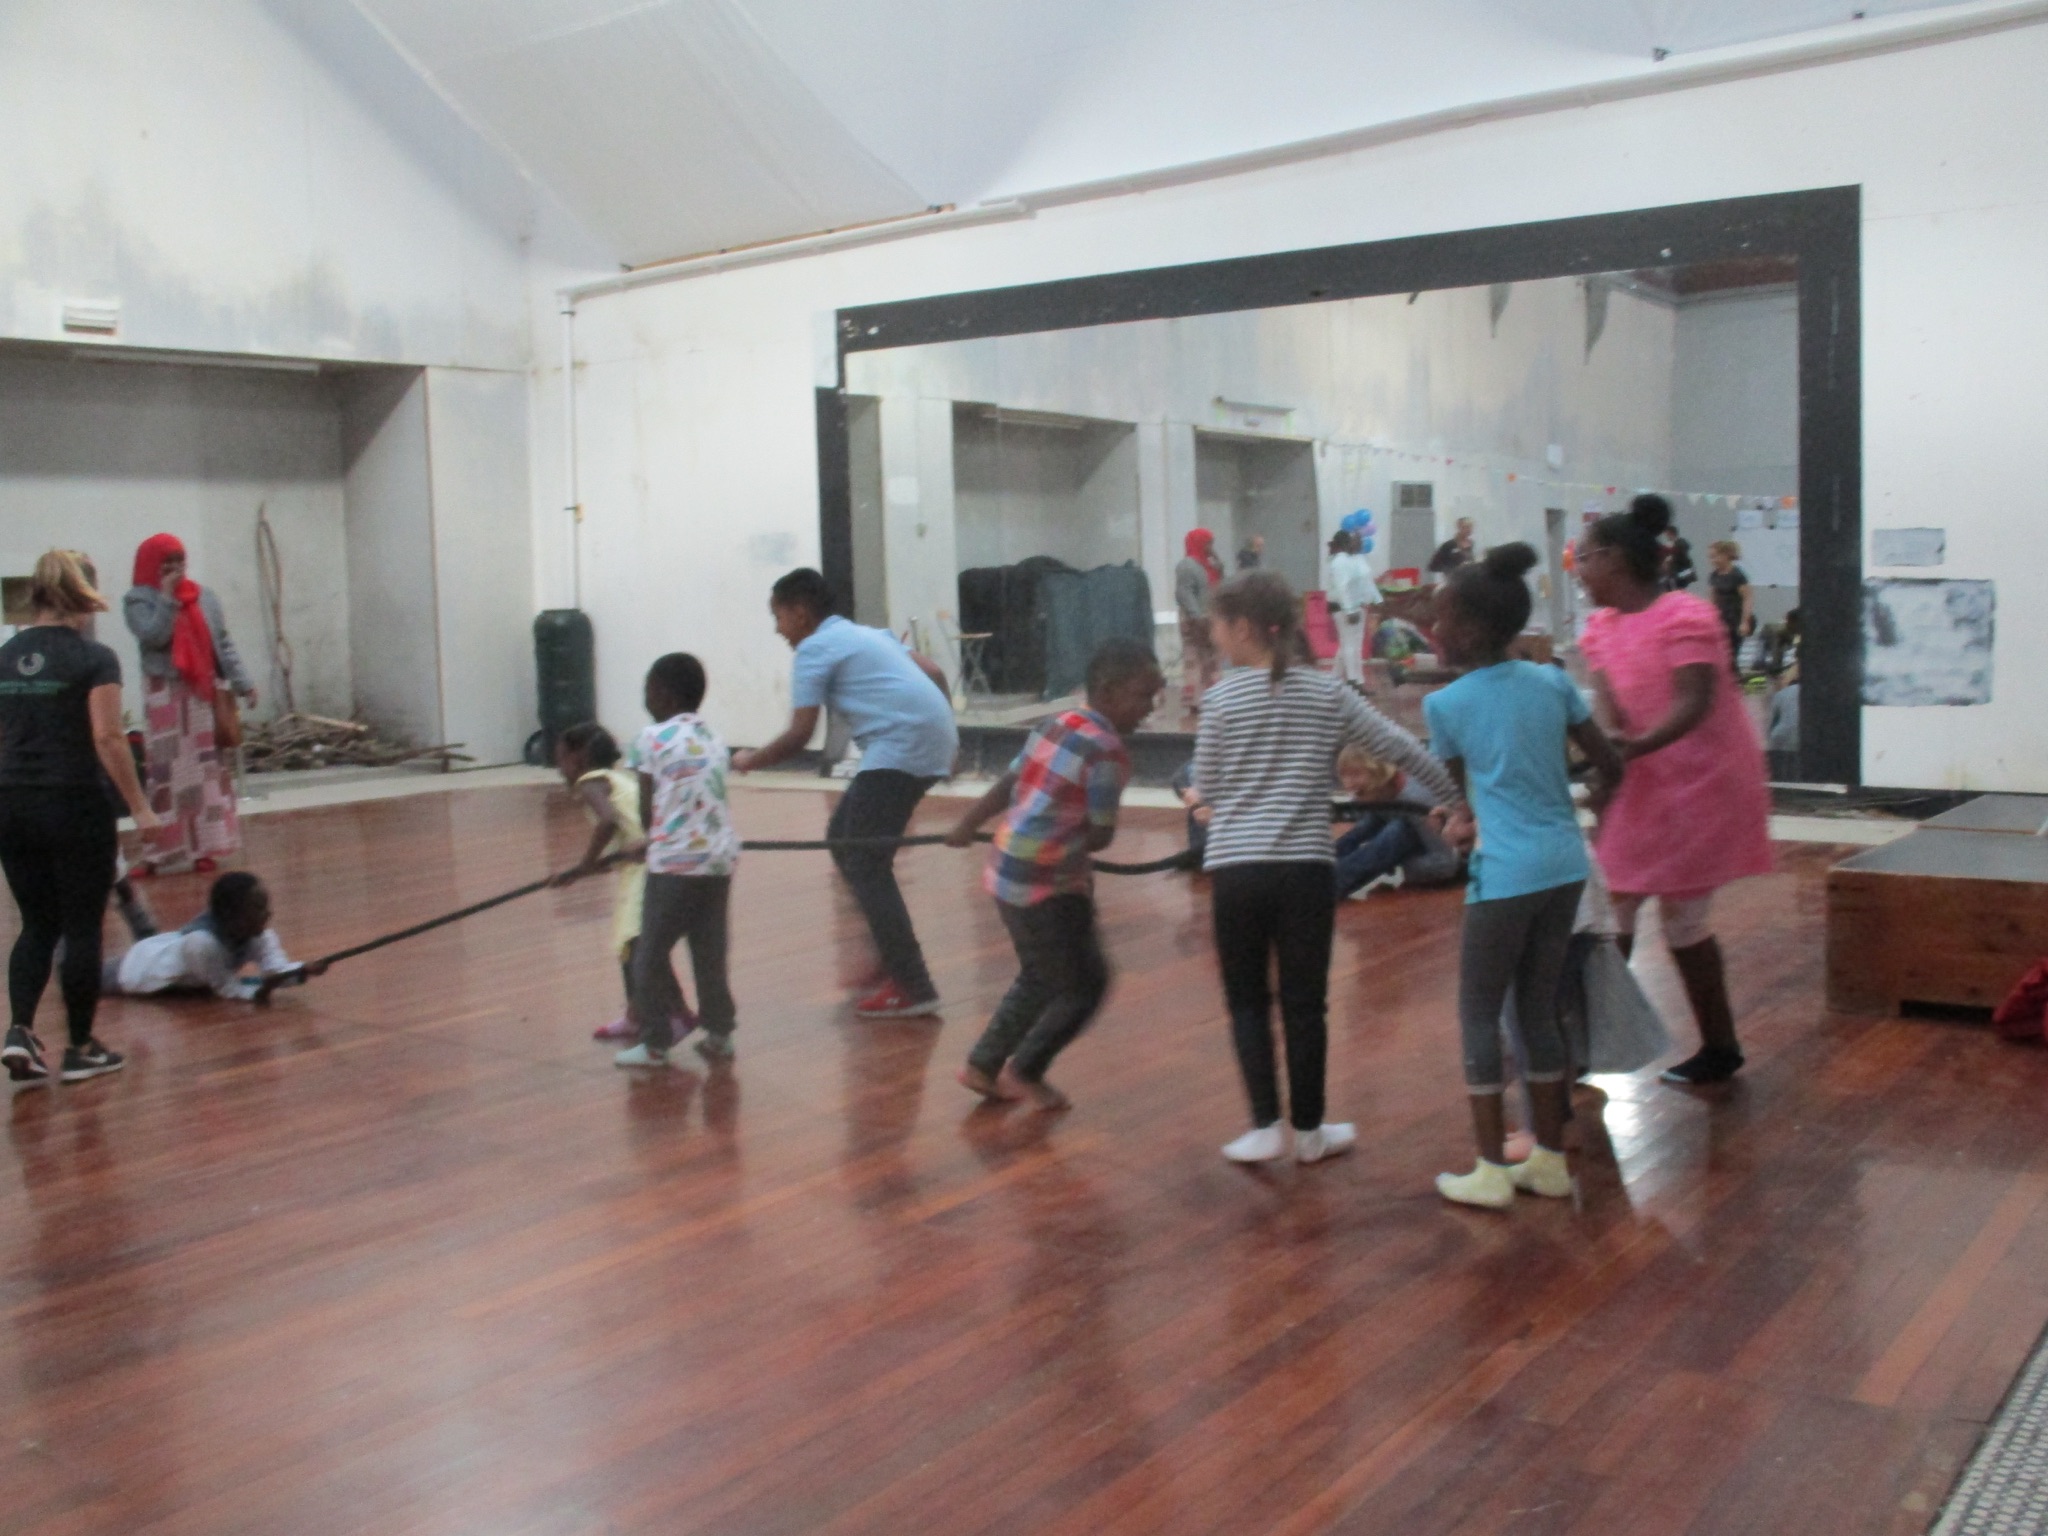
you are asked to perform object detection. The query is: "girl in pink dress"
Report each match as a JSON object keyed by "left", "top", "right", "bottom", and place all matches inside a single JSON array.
[{"left": 1576, "top": 496, "right": 1773, "bottom": 1085}]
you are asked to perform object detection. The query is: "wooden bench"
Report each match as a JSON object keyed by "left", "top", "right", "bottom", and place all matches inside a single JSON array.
[
  {"left": 1827, "top": 827, "right": 2048, "bottom": 1014},
  {"left": 1925, "top": 793, "right": 2048, "bottom": 835}
]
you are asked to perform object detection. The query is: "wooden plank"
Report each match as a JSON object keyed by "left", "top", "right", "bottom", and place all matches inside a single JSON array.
[{"left": 1926, "top": 794, "right": 2048, "bottom": 836}]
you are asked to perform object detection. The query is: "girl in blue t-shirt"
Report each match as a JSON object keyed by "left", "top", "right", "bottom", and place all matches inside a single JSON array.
[{"left": 1423, "top": 545, "right": 1623, "bottom": 1210}]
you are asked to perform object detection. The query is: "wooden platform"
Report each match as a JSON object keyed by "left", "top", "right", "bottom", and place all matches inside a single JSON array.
[
  {"left": 1926, "top": 794, "right": 2048, "bottom": 836},
  {"left": 1828, "top": 828, "right": 2048, "bottom": 1014},
  {"left": 6, "top": 784, "right": 2048, "bottom": 1534}
]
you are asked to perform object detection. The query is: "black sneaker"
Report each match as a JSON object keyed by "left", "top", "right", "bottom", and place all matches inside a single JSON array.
[
  {"left": 3, "top": 1025, "right": 50, "bottom": 1083},
  {"left": 1659, "top": 1048, "right": 1744, "bottom": 1086},
  {"left": 694, "top": 1032, "right": 735, "bottom": 1065},
  {"left": 60, "top": 1040, "right": 126, "bottom": 1082}
]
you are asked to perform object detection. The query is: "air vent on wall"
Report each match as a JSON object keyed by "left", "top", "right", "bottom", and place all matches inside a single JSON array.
[{"left": 62, "top": 300, "right": 120, "bottom": 335}]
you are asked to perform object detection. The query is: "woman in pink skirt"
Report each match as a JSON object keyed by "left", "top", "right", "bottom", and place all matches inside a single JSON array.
[
  {"left": 123, "top": 534, "right": 254, "bottom": 875},
  {"left": 1576, "top": 495, "right": 1773, "bottom": 1085}
]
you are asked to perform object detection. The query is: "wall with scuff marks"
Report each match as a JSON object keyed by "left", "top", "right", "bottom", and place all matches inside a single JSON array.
[
  {"left": 549, "top": 23, "right": 2048, "bottom": 791},
  {"left": 0, "top": 0, "right": 546, "bottom": 369},
  {"left": 845, "top": 276, "right": 1677, "bottom": 637},
  {"left": 0, "top": 352, "right": 351, "bottom": 727}
]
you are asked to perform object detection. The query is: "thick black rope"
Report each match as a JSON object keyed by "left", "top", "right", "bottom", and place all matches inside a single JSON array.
[{"left": 309, "top": 801, "right": 1420, "bottom": 969}]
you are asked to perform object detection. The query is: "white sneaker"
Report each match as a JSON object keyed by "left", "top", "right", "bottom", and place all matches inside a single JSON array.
[
  {"left": 1509, "top": 1145, "right": 1572, "bottom": 1198},
  {"left": 1222, "top": 1125, "right": 1287, "bottom": 1163},
  {"left": 613, "top": 1042, "right": 669, "bottom": 1069},
  {"left": 1436, "top": 1159, "right": 1515, "bottom": 1209},
  {"left": 1295, "top": 1123, "right": 1357, "bottom": 1164},
  {"left": 1343, "top": 868, "right": 1406, "bottom": 902}
]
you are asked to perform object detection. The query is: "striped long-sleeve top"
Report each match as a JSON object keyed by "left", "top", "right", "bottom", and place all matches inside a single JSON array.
[{"left": 1193, "top": 666, "right": 1463, "bottom": 871}]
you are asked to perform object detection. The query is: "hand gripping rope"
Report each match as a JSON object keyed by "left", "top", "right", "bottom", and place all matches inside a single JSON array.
[{"left": 303, "top": 802, "right": 1419, "bottom": 973}]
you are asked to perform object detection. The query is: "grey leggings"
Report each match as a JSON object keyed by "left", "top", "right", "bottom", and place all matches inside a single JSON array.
[{"left": 1458, "top": 880, "right": 1584, "bottom": 1093}]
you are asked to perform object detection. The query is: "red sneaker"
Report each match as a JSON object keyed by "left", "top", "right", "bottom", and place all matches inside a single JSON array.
[
  {"left": 853, "top": 983, "right": 941, "bottom": 1019},
  {"left": 193, "top": 857, "right": 218, "bottom": 875},
  {"left": 593, "top": 1015, "right": 637, "bottom": 1041}
]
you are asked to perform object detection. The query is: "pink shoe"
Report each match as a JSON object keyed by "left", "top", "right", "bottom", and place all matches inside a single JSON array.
[
  {"left": 593, "top": 1014, "right": 638, "bottom": 1041},
  {"left": 672, "top": 1007, "right": 699, "bottom": 1038}
]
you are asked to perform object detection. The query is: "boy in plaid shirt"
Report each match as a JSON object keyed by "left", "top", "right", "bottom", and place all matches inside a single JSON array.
[{"left": 945, "top": 639, "right": 1164, "bottom": 1110}]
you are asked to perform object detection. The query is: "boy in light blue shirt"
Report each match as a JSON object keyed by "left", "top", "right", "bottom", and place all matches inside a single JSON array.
[{"left": 732, "top": 568, "right": 958, "bottom": 1018}]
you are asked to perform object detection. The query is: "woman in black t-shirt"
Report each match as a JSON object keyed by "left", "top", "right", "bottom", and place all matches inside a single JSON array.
[
  {"left": 0, "top": 551, "right": 158, "bottom": 1085},
  {"left": 1706, "top": 540, "right": 1754, "bottom": 667}
]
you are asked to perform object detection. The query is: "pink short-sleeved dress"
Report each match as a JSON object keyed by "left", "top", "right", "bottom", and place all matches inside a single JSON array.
[{"left": 1580, "top": 593, "right": 1773, "bottom": 898}]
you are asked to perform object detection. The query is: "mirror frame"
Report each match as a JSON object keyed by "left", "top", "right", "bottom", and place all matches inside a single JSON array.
[{"left": 819, "top": 185, "right": 1861, "bottom": 783}]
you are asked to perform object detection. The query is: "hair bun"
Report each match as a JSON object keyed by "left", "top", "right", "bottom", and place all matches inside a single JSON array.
[
  {"left": 1481, "top": 541, "right": 1539, "bottom": 580},
  {"left": 1628, "top": 493, "right": 1673, "bottom": 537}
]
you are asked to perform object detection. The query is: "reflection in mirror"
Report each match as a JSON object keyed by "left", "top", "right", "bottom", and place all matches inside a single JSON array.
[{"left": 844, "top": 258, "right": 1799, "bottom": 749}]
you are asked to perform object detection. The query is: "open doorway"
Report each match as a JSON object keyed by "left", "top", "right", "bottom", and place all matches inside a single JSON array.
[{"left": 1194, "top": 431, "right": 1320, "bottom": 589}]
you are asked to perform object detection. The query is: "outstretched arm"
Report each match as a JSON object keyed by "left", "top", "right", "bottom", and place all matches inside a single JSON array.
[
  {"left": 946, "top": 772, "right": 1017, "bottom": 847},
  {"left": 1618, "top": 663, "right": 1715, "bottom": 760},
  {"left": 1569, "top": 719, "right": 1625, "bottom": 813},
  {"left": 732, "top": 706, "right": 820, "bottom": 773}
]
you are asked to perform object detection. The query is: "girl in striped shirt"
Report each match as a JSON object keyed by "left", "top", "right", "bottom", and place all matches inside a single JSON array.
[{"left": 1194, "top": 571, "right": 1464, "bottom": 1165}]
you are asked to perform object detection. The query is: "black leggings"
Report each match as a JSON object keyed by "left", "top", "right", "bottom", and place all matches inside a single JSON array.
[
  {"left": 0, "top": 787, "right": 118, "bottom": 1046},
  {"left": 1211, "top": 861, "right": 1337, "bottom": 1131}
]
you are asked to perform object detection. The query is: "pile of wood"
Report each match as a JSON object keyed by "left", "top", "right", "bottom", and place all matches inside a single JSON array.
[{"left": 240, "top": 712, "right": 471, "bottom": 774}]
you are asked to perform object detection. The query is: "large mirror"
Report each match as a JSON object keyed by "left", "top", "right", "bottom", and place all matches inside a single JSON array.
[{"left": 821, "top": 191, "right": 1858, "bottom": 780}]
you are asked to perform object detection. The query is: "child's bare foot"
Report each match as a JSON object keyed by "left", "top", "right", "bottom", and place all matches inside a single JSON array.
[
  {"left": 1503, "top": 1129, "right": 1538, "bottom": 1163},
  {"left": 957, "top": 1065, "right": 1021, "bottom": 1102},
  {"left": 996, "top": 1066, "right": 1070, "bottom": 1112}
]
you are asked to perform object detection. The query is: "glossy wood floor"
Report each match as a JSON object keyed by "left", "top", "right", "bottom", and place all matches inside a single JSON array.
[{"left": 5, "top": 784, "right": 2047, "bottom": 1536}]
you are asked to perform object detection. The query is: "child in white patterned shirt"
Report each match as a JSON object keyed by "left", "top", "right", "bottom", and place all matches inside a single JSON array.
[{"left": 612, "top": 653, "right": 741, "bottom": 1070}]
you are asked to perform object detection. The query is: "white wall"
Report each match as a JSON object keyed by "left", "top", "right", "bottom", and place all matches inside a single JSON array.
[
  {"left": 549, "top": 22, "right": 2048, "bottom": 789},
  {"left": 340, "top": 370, "right": 440, "bottom": 748},
  {"left": 423, "top": 367, "right": 537, "bottom": 765},
  {"left": 0, "top": 351, "right": 351, "bottom": 724},
  {"left": 1671, "top": 287, "right": 1803, "bottom": 625},
  {"left": 0, "top": 0, "right": 585, "bottom": 368},
  {"left": 952, "top": 414, "right": 1140, "bottom": 574},
  {"left": 846, "top": 275, "right": 1675, "bottom": 622}
]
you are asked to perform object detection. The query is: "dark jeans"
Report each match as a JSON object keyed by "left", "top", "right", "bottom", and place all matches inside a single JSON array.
[
  {"left": 1212, "top": 861, "right": 1337, "bottom": 1131},
  {"left": 632, "top": 874, "right": 736, "bottom": 1051},
  {"left": 0, "top": 787, "right": 118, "bottom": 1047},
  {"left": 828, "top": 769, "right": 939, "bottom": 998},
  {"left": 1332, "top": 814, "right": 1422, "bottom": 898},
  {"left": 968, "top": 895, "right": 1112, "bottom": 1082}
]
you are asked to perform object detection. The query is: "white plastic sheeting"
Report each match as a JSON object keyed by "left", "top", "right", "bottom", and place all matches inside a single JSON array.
[{"left": 349, "top": 0, "right": 1978, "bottom": 266}]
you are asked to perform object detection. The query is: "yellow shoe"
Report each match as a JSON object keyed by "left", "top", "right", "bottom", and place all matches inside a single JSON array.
[
  {"left": 1436, "top": 1160, "right": 1515, "bottom": 1209},
  {"left": 1509, "top": 1146, "right": 1572, "bottom": 1199}
]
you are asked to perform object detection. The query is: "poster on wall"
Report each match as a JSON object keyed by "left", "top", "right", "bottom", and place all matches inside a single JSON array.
[{"left": 1861, "top": 578, "right": 1995, "bottom": 706}]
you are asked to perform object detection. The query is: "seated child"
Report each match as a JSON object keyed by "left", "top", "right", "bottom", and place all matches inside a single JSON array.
[
  {"left": 946, "top": 638, "right": 1163, "bottom": 1110},
  {"left": 105, "top": 872, "right": 323, "bottom": 1002},
  {"left": 550, "top": 722, "right": 695, "bottom": 1044},
  {"left": 1332, "top": 744, "right": 1462, "bottom": 900}
]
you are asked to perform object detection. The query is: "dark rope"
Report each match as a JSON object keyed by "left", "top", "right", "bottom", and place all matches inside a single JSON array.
[{"left": 309, "top": 800, "right": 1427, "bottom": 969}]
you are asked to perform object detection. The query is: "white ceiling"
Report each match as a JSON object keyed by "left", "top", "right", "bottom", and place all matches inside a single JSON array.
[{"left": 340, "top": 0, "right": 1979, "bottom": 267}]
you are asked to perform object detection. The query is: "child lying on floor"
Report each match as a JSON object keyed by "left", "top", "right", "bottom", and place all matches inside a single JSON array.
[{"left": 105, "top": 872, "right": 324, "bottom": 1003}]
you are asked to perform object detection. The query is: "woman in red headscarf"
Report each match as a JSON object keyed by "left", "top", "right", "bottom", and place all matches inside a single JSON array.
[
  {"left": 123, "top": 534, "right": 255, "bottom": 874},
  {"left": 1175, "top": 528, "right": 1225, "bottom": 710}
]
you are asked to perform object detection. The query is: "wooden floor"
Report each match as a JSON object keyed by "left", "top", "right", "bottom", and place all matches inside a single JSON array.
[{"left": 5, "top": 783, "right": 2047, "bottom": 1536}]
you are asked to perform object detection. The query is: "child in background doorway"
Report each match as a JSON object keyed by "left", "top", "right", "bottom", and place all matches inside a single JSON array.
[
  {"left": 550, "top": 723, "right": 697, "bottom": 1044},
  {"left": 614, "top": 654, "right": 741, "bottom": 1069},
  {"left": 1332, "top": 745, "right": 1462, "bottom": 901},
  {"left": 945, "top": 639, "right": 1163, "bottom": 1111},
  {"left": 105, "top": 871, "right": 324, "bottom": 1002},
  {"left": 1424, "top": 545, "right": 1623, "bottom": 1210}
]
